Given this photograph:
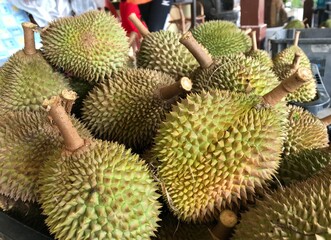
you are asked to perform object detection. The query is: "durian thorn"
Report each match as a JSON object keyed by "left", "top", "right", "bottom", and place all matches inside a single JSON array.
[
  {"left": 179, "top": 31, "right": 213, "bottom": 69},
  {"left": 22, "top": 22, "right": 37, "bottom": 55},
  {"left": 320, "top": 115, "right": 331, "bottom": 126},
  {"left": 292, "top": 52, "right": 302, "bottom": 70},
  {"left": 128, "top": 13, "right": 150, "bottom": 37},
  {"left": 251, "top": 31, "right": 258, "bottom": 51},
  {"left": 210, "top": 210, "right": 238, "bottom": 240},
  {"left": 262, "top": 67, "right": 310, "bottom": 107},
  {"left": 293, "top": 31, "right": 301, "bottom": 46},
  {"left": 61, "top": 89, "right": 78, "bottom": 114},
  {"left": 42, "top": 96, "right": 85, "bottom": 152},
  {"left": 156, "top": 77, "right": 192, "bottom": 100}
]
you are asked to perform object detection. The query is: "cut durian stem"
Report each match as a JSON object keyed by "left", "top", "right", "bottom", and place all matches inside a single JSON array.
[
  {"left": 61, "top": 89, "right": 77, "bottom": 114},
  {"left": 293, "top": 31, "right": 301, "bottom": 46},
  {"left": 156, "top": 77, "right": 192, "bottom": 100},
  {"left": 243, "top": 28, "right": 252, "bottom": 35},
  {"left": 180, "top": 31, "right": 213, "bottom": 69},
  {"left": 210, "top": 210, "right": 238, "bottom": 240},
  {"left": 128, "top": 13, "right": 150, "bottom": 38},
  {"left": 251, "top": 31, "right": 258, "bottom": 51},
  {"left": 129, "top": 31, "right": 138, "bottom": 47},
  {"left": 320, "top": 115, "right": 331, "bottom": 126},
  {"left": 292, "top": 52, "right": 302, "bottom": 70},
  {"left": 262, "top": 67, "right": 310, "bottom": 106},
  {"left": 22, "top": 22, "right": 37, "bottom": 55},
  {"left": 43, "top": 95, "right": 85, "bottom": 152}
]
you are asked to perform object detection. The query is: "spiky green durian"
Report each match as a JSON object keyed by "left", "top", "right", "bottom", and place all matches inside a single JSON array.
[
  {"left": 0, "top": 110, "right": 91, "bottom": 202},
  {"left": 137, "top": 30, "right": 199, "bottom": 79},
  {"left": 41, "top": 10, "right": 129, "bottom": 82},
  {"left": 246, "top": 49, "right": 273, "bottom": 69},
  {"left": 191, "top": 20, "right": 252, "bottom": 57},
  {"left": 273, "top": 46, "right": 316, "bottom": 102},
  {"left": 320, "top": 19, "right": 331, "bottom": 28},
  {"left": 277, "top": 148, "right": 331, "bottom": 185},
  {"left": 283, "top": 105, "right": 329, "bottom": 155},
  {"left": 191, "top": 53, "right": 279, "bottom": 95},
  {"left": 153, "top": 210, "right": 213, "bottom": 240},
  {"left": 82, "top": 68, "right": 178, "bottom": 153},
  {"left": 152, "top": 89, "right": 287, "bottom": 223},
  {"left": 0, "top": 51, "right": 69, "bottom": 113},
  {"left": 284, "top": 19, "right": 305, "bottom": 29},
  {"left": 233, "top": 165, "right": 331, "bottom": 239}
]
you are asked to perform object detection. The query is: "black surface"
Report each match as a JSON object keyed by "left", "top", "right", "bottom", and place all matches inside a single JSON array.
[{"left": 0, "top": 212, "right": 51, "bottom": 240}]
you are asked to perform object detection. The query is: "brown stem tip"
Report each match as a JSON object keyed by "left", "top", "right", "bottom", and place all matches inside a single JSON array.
[
  {"left": 22, "top": 22, "right": 37, "bottom": 55},
  {"left": 251, "top": 31, "right": 258, "bottom": 51},
  {"left": 262, "top": 67, "right": 310, "bottom": 107},
  {"left": 211, "top": 210, "right": 238, "bottom": 240},
  {"left": 61, "top": 89, "right": 78, "bottom": 114},
  {"left": 128, "top": 13, "right": 150, "bottom": 37},
  {"left": 293, "top": 31, "right": 301, "bottom": 46},
  {"left": 320, "top": 115, "right": 331, "bottom": 126},
  {"left": 292, "top": 52, "right": 302, "bottom": 70},
  {"left": 157, "top": 77, "right": 192, "bottom": 100},
  {"left": 42, "top": 96, "right": 85, "bottom": 152},
  {"left": 180, "top": 31, "right": 213, "bottom": 69}
]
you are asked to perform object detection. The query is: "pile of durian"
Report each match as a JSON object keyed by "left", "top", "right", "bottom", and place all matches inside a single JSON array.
[{"left": 0, "top": 10, "right": 331, "bottom": 240}]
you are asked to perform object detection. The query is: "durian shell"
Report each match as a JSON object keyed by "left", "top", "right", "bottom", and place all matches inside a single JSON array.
[
  {"left": 283, "top": 105, "right": 329, "bottom": 156},
  {"left": 41, "top": 10, "right": 129, "bottom": 82},
  {"left": 137, "top": 30, "right": 199, "bottom": 79},
  {"left": 0, "top": 110, "right": 91, "bottom": 202},
  {"left": 0, "top": 51, "right": 69, "bottom": 113},
  {"left": 82, "top": 68, "right": 176, "bottom": 153},
  {"left": 273, "top": 46, "right": 316, "bottom": 102},
  {"left": 277, "top": 148, "right": 331, "bottom": 185},
  {"left": 233, "top": 164, "right": 331, "bottom": 239},
  {"left": 191, "top": 20, "right": 252, "bottom": 57},
  {"left": 191, "top": 53, "right": 279, "bottom": 96},
  {"left": 38, "top": 140, "right": 161, "bottom": 240},
  {"left": 153, "top": 90, "right": 286, "bottom": 223},
  {"left": 245, "top": 49, "right": 273, "bottom": 69},
  {"left": 284, "top": 19, "right": 305, "bottom": 29}
]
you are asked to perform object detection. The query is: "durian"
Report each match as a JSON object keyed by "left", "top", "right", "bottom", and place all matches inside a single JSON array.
[
  {"left": 284, "top": 19, "right": 305, "bottom": 29},
  {"left": 191, "top": 20, "right": 252, "bottom": 57},
  {"left": 0, "top": 107, "right": 91, "bottom": 203},
  {"left": 233, "top": 164, "right": 331, "bottom": 239},
  {"left": 245, "top": 31, "right": 273, "bottom": 69},
  {"left": 129, "top": 13, "right": 198, "bottom": 79},
  {"left": 39, "top": 95, "right": 161, "bottom": 239},
  {"left": 82, "top": 69, "right": 191, "bottom": 153},
  {"left": 277, "top": 148, "right": 331, "bottom": 185},
  {"left": 181, "top": 32, "right": 279, "bottom": 96},
  {"left": 283, "top": 105, "right": 329, "bottom": 155},
  {"left": 0, "top": 22, "right": 69, "bottom": 113},
  {"left": 320, "top": 19, "right": 331, "bottom": 28},
  {"left": 273, "top": 31, "right": 316, "bottom": 102},
  {"left": 151, "top": 68, "right": 310, "bottom": 223},
  {"left": 41, "top": 10, "right": 129, "bottom": 82}
]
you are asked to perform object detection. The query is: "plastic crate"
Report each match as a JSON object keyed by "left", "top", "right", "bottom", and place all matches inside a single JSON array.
[
  {"left": 268, "top": 28, "right": 331, "bottom": 77},
  {"left": 288, "top": 64, "right": 330, "bottom": 116},
  {"left": 0, "top": 212, "right": 52, "bottom": 240}
]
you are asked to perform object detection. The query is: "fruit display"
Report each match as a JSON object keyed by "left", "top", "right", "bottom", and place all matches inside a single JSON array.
[{"left": 1, "top": 9, "right": 330, "bottom": 240}]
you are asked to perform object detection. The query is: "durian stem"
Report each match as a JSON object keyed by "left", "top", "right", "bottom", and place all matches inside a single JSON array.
[
  {"left": 293, "top": 31, "right": 301, "bottom": 46},
  {"left": 43, "top": 96, "right": 85, "bottom": 152},
  {"left": 129, "top": 31, "right": 138, "bottom": 47},
  {"left": 320, "top": 115, "right": 331, "bottom": 126},
  {"left": 61, "top": 89, "right": 77, "bottom": 114},
  {"left": 251, "top": 31, "right": 258, "bottom": 51},
  {"left": 210, "top": 210, "right": 238, "bottom": 240},
  {"left": 262, "top": 67, "right": 310, "bottom": 106},
  {"left": 292, "top": 52, "right": 302, "bottom": 70},
  {"left": 244, "top": 28, "right": 252, "bottom": 35},
  {"left": 156, "top": 77, "right": 192, "bottom": 100},
  {"left": 22, "top": 22, "right": 37, "bottom": 55},
  {"left": 128, "top": 13, "right": 150, "bottom": 38},
  {"left": 180, "top": 31, "right": 213, "bottom": 69}
]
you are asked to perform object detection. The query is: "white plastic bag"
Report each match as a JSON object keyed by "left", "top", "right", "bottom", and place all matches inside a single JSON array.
[{"left": 8, "top": 0, "right": 98, "bottom": 27}]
